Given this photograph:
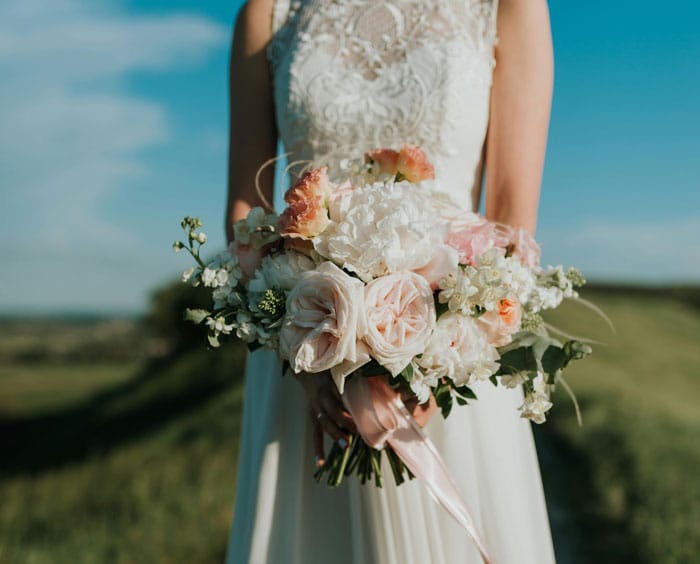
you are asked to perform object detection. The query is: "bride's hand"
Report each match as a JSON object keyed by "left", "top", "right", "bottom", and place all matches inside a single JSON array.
[
  {"left": 296, "top": 371, "right": 357, "bottom": 467},
  {"left": 398, "top": 385, "right": 438, "bottom": 428}
]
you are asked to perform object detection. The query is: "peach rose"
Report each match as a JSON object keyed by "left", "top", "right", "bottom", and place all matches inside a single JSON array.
[
  {"left": 278, "top": 198, "right": 330, "bottom": 239},
  {"left": 280, "top": 262, "right": 368, "bottom": 386},
  {"left": 364, "top": 144, "right": 435, "bottom": 183},
  {"left": 396, "top": 144, "right": 435, "bottom": 182},
  {"left": 364, "top": 148, "right": 400, "bottom": 175},
  {"left": 278, "top": 167, "right": 332, "bottom": 239},
  {"left": 477, "top": 297, "right": 522, "bottom": 347},
  {"left": 363, "top": 272, "right": 436, "bottom": 376},
  {"left": 284, "top": 167, "right": 332, "bottom": 206}
]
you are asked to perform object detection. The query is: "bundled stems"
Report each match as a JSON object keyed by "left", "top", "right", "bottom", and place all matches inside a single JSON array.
[{"left": 314, "top": 433, "right": 414, "bottom": 488}]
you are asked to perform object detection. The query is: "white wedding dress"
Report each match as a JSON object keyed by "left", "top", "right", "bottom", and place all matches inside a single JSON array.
[{"left": 226, "top": 1, "right": 556, "bottom": 562}]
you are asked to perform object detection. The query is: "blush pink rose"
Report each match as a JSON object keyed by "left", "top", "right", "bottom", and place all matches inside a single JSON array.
[
  {"left": 510, "top": 228, "right": 541, "bottom": 269},
  {"left": 280, "top": 261, "right": 368, "bottom": 383},
  {"left": 363, "top": 272, "right": 436, "bottom": 376},
  {"left": 477, "top": 297, "right": 522, "bottom": 347},
  {"left": 446, "top": 221, "right": 508, "bottom": 265}
]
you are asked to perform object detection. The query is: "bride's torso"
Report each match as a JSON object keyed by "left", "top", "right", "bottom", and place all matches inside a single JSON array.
[{"left": 268, "top": 0, "right": 498, "bottom": 210}]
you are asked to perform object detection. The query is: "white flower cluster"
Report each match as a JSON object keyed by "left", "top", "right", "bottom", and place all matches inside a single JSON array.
[
  {"left": 314, "top": 181, "right": 446, "bottom": 282},
  {"left": 200, "top": 252, "right": 245, "bottom": 309},
  {"left": 527, "top": 265, "right": 581, "bottom": 313},
  {"left": 438, "top": 249, "right": 536, "bottom": 315},
  {"left": 519, "top": 372, "right": 553, "bottom": 424}
]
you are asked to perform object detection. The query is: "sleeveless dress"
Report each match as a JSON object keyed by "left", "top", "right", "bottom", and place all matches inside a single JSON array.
[{"left": 226, "top": 1, "right": 556, "bottom": 562}]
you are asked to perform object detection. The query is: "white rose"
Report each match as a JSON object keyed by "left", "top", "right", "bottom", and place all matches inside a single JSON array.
[
  {"left": 363, "top": 272, "right": 436, "bottom": 376},
  {"left": 280, "top": 262, "right": 369, "bottom": 389},
  {"left": 416, "top": 312, "right": 500, "bottom": 386}
]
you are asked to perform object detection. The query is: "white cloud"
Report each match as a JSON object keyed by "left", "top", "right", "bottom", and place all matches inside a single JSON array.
[
  {"left": 0, "top": 0, "right": 228, "bottom": 312},
  {"left": 539, "top": 215, "right": 700, "bottom": 282}
]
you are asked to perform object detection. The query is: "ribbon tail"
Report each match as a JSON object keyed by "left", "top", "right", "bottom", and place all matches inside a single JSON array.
[{"left": 343, "top": 376, "right": 492, "bottom": 564}]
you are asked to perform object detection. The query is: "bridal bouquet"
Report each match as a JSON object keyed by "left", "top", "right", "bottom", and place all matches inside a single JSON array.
[{"left": 174, "top": 145, "right": 593, "bottom": 488}]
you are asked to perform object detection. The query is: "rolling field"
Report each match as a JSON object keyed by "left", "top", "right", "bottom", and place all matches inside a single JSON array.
[{"left": 0, "top": 287, "right": 698, "bottom": 563}]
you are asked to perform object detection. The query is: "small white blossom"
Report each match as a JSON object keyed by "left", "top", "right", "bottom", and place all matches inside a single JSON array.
[
  {"left": 235, "top": 311, "right": 257, "bottom": 343},
  {"left": 519, "top": 372, "right": 553, "bottom": 423},
  {"left": 206, "top": 316, "right": 234, "bottom": 336},
  {"left": 215, "top": 268, "right": 229, "bottom": 287},
  {"left": 201, "top": 267, "right": 218, "bottom": 287},
  {"left": 212, "top": 286, "right": 232, "bottom": 309},
  {"left": 173, "top": 241, "right": 184, "bottom": 252},
  {"left": 197, "top": 232, "right": 207, "bottom": 243},
  {"left": 181, "top": 267, "right": 195, "bottom": 283}
]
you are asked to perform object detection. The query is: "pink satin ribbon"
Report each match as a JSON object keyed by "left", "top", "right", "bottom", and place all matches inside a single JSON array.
[{"left": 342, "top": 376, "right": 492, "bottom": 564}]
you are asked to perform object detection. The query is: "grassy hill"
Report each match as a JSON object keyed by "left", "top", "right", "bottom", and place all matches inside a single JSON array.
[{"left": 0, "top": 285, "right": 698, "bottom": 563}]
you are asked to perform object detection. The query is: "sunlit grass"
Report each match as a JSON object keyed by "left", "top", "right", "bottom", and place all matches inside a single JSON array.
[{"left": 0, "top": 289, "right": 698, "bottom": 563}]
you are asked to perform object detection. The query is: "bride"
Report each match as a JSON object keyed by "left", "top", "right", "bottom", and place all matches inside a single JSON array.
[{"left": 225, "top": 0, "right": 555, "bottom": 562}]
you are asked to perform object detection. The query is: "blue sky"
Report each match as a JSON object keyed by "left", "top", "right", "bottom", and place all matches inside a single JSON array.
[{"left": 0, "top": 0, "right": 698, "bottom": 314}]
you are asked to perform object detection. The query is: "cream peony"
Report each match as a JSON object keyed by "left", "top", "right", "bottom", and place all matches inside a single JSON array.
[
  {"left": 314, "top": 182, "right": 445, "bottom": 282},
  {"left": 279, "top": 261, "right": 368, "bottom": 384},
  {"left": 363, "top": 272, "right": 436, "bottom": 376},
  {"left": 416, "top": 312, "right": 500, "bottom": 386}
]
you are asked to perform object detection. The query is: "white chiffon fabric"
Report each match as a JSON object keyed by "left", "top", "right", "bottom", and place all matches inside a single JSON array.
[{"left": 226, "top": 1, "right": 556, "bottom": 562}]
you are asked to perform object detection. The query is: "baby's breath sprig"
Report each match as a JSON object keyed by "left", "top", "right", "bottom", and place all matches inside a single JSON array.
[{"left": 173, "top": 216, "right": 207, "bottom": 269}]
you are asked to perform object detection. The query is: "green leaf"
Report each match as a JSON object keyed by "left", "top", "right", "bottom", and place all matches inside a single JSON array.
[
  {"left": 454, "top": 385, "right": 477, "bottom": 400},
  {"left": 455, "top": 396, "right": 468, "bottom": 406},
  {"left": 498, "top": 347, "right": 538, "bottom": 374},
  {"left": 541, "top": 345, "right": 568, "bottom": 374},
  {"left": 183, "top": 308, "right": 210, "bottom": 324}
]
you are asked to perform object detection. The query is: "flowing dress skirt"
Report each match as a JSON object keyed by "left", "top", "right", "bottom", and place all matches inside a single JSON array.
[{"left": 226, "top": 349, "right": 556, "bottom": 564}]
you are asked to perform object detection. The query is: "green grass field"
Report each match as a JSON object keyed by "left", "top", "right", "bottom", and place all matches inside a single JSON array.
[{"left": 0, "top": 287, "right": 698, "bottom": 563}]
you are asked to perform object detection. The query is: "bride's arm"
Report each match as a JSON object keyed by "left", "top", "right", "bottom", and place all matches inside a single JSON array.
[
  {"left": 225, "top": 1, "right": 358, "bottom": 463},
  {"left": 484, "top": 0, "right": 554, "bottom": 235},
  {"left": 225, "top": 0, "right": 278, "bottom": 241}
]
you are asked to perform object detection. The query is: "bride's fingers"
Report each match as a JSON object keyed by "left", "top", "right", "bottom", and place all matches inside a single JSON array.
[
  {"left": 311, "top": 413, "right": 325, "bottom": 467},
  {"left": 318, "top": 409, "right": 349, "bottom": 448},
  {"left": 321, "top": 394, "right": 356, "bottom": 434}
]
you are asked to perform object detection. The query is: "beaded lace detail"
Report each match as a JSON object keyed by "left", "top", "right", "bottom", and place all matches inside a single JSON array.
[{"left": 268, "top": 0, "right": 498, "bottom": 207}]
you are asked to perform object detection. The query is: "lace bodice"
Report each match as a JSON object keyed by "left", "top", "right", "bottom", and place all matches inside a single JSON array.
[{"left": 268, "top": 0, "right": 498, "bottom": 210}]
